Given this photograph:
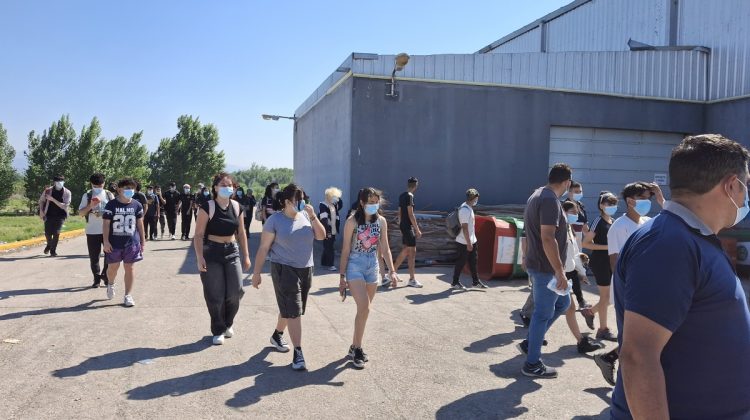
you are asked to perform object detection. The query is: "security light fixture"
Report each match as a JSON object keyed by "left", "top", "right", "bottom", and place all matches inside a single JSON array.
[
  {"left": 261, "top": 114, "right": 296, "bottom": 121},
  {"left": 386, "top": 53, "right": 410, "bottom": 98}
]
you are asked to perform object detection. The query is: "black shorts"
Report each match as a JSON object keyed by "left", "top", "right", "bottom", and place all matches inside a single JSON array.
[
  {"left": 400, "top": 225, "right": 416, "bottom": 247},
  {"left": 270, "top": 262, "right": 312, "bottom": 319},
  {"left": 589, "top": 260, "right": 612, "bottom": 287}
]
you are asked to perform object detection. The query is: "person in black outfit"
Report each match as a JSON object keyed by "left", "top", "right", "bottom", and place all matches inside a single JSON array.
[
  {"left": 155, "top": 185, "right": 167, "bottom": 238},
  {"left": 133, "top": 181, "right": 149, "bottom": 216},
  {"left": 144, "top": 185, "right": 161, "bottom": 241},
  {"left": 564, "top": 181, "right": 589, "bottom": 308},
  {"left": 393, "top": 177, "right": 422, "bottom": 287},
  {"left": 235, "top": 186, "right": 256, "bottom": 238},
  {"left": 163, "top": 182, "right": 181, "bottom": 240},
  {"left": 38, "top": 175, "right": 72, "bottom": 257},
  {"left": 261, "top": 183, "right": 279, "bottom": 224},
  {"left": 178, "top": 184, "right": 195, "bottom": 240}
]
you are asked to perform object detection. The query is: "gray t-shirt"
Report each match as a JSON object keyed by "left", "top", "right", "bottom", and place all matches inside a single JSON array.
[
  {"left": 523, "top": 186, "right": 568, "bottom": 274},
  {"left": 263, "top": 211, "right": 314, "bottom": 268}
]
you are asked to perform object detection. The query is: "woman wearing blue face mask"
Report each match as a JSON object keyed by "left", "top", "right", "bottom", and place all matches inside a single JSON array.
[
  {"left": 582, "top": 191, "right": 619, "bottom": 332},
  {"left": 252, "top": 183, "right": 326, "bottom": 370},
  {"left": 338, "top": 187, "right": 399, "bottom": 369},
  {"left": 193, "top": 173, "right": 252, "bottom": 346}
]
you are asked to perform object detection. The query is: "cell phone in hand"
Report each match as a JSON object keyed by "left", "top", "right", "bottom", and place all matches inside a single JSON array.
[{"left": 340, "top": 287, "right": 347, "bottom": 302}]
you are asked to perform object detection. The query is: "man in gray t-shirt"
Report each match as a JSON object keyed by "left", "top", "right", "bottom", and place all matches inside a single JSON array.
[{"left": 518, "top": 163, "right": 574, "bottom": 379}]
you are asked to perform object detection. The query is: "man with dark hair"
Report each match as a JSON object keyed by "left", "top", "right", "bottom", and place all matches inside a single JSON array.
[
  {"left": 178, "top": 184, "right": 194, "bottom": 240},
  {"left": 163, "top": 181, "right": 180, "bottom": 240},
  {"left": 611, "top": 134, "right": 750, "bottom": 419},
  {"left": 451, "top": 188, "right": 488, "bottom": 289},
  {"left": 38, "top": 175, "right": 72, "bottom": 257},
  {"left": 143, "top": 185, "right": 160, "bottom": 241},
  {"left": 133, "top": 181, "right": 148, "bottom": 216},
  {"left": 564, "top": 180, "right": 589, "bottom": 308},
  {"left": 517, "top": 163, "right": 573, "bottom": 378},
  {"left": 79, "top": 173, "right": 115, "bottom": 288},
  {"left": 394, "top": 177, "right": 423, "bottom": 288}
]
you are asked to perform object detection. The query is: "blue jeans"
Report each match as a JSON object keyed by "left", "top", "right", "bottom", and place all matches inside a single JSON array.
[
  {"left": 526, "top": 269, "right": 571, "bottom": 365},
  {"left": 345, "top": 252, "right": 379, "bottom": 284}
]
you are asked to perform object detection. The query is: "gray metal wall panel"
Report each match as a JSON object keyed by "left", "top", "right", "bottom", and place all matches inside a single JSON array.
[
  {"left": 706, "top": 96, "right": 750, "bottom": 147},
  {"left": 679, "top": 0, "right": 750, "bottom": 100},
  {"left": 489, "top": 27, "right": 541, "bottom": 53}
]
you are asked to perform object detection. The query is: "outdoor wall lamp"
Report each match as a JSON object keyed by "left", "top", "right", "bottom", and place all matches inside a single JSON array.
[
  {"left": 261, "top": 114, "right": 296, "bottom": 121},
  {"left": 386, "top": 53, "right": 410, "bottom": 98}
]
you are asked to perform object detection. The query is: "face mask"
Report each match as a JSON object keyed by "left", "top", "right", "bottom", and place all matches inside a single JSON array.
[
  {"left": 170, "top": 187, "right": 176, "bottom": 192},
  {"left": 147, "top": 189, "right": 153, "bottom": 195},
  {"left": 203, "top": 191, "right": 209, "bottom": 197},
  {"left": 54, "top": 181, "right": 64, "bottom": 189},
  {"left": 273, "top": 188, "right": 280, "bottom": 196},
  {"left": 236, "top": 191, "right": 243, "bottom": 197},
  {"left": 218, "top": 186, "right": 233, "bottom": 198},
  {"left": 123, "top": 189, "right": 135, "bottom": 199},
  {"left": 566, "top": 213, "right": 579, "bottom": 224},
  {"left": 184, "top": 188, "right": 190, "bottom": 193},
  {"left": 728, "top": 180, "right": 750, "bottom": 227},
  {"left": 365, "top": 203, "right": 380, "bottom": 215},
  {"left": 604, "top": 206, "right": 617, "bottom": 216},
  {"left": 92, "top": 187, "right": 103, "bottom": 195},
  {"left": 634, "top": 199, "right": 651, "bottom": 216},
  {"left": 296, "top": 200, "right": 306, "bottom": 212},
  {"left": 331, "top": 197, "right": 338, "bottom": 204},
  {"left": 573, "top": 192, "right": 583, "bottom": 201}
]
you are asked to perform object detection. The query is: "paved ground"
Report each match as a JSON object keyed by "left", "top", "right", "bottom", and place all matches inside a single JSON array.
[{"left": 0, "top": 217, "right": 683, "bottom": 419}]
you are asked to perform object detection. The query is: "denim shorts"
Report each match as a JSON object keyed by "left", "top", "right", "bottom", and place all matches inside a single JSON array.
[{"left": 345, "top": 252, "right": 379, "bottom": 284}]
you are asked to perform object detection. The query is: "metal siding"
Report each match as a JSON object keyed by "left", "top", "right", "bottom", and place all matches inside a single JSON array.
[
  {"left": 489, "top": 27, "right": 541, "bottom": 53},
  {"left": 550, "top": 127, "right": 684, "bottom": 214},
  {"left": 679, "top": 0, "right": 750, "bottom": 100}
]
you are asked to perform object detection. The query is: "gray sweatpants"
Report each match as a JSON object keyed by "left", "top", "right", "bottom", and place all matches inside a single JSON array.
[{"left": 200, "top": 241, "right": 245, "bottom": 336}]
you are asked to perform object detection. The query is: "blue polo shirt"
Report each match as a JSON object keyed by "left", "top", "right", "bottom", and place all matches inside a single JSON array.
[{"left": 611, "top": 201, "right": 750, "bottom": 420}]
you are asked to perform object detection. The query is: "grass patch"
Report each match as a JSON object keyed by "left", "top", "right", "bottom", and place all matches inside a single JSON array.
[{"left": 0, "top": 215, "right": 86, "bottom": 243}]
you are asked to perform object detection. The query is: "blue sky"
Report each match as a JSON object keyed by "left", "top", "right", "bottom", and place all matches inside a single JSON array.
[{"left": 1, "top": 0, "right": 570, "bottom": 171}]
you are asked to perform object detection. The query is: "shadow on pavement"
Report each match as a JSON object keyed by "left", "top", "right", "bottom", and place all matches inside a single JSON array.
[
  {"left": 0, "top": 287, "right": 89, "bottom": 300},
  {"left": 0, "top": 299, "right": 120, "bottom": 321},
  {"left": 464, "top": 324, "right": 528, "bottom": 354},
  {"left": 0, "top": 254, "right": 88, "bottom": 262},
  {"left": 436, "top": 377, "right": 542, "bottom": 419},
  {"left": 125, "top": 348, "right": 347, "bottom": 404},
  {"left": 53, "top": 338, "right": 212, "bottom": 378},
  {"left": 309, "top": 287, "right": 339, "bottom": 296}
]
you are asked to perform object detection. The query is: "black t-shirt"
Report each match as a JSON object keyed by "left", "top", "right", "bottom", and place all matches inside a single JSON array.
[
  {"left": 178, "top": 193, "right": 194, "bottom": 211},
  {"left": 200, "top": 200, "right": 243, "bottom": 237},
  {"left": 133, "top": 192, "right": 148, "bottom": 210},
  {"left": 46, "top": 188, "right": 67, "bottom": 219},
  {"left": 145, "top": 194, "right": 160, "bottom": 218},
  {"left": 589, "top": 216, "right": 612, "bottom": 264},
  {"left": 163, "top": 190, "right": 180, "bottom": 213},
  {"left": 399, "top": 192, "right": 415, "bottom": 227}
]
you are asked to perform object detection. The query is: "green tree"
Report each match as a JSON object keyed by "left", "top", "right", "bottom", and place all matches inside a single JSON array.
[
  {"left": 149, "top": 115, "right": 225, "bottom": 187},
  {"left": 232, "top": 163, "right": 293, "bottom": 197},
  {"left": 0, "top": 123, "right": 16, "bottom": 207},
  {"left": 98, "top": 132, "right": 150, "bottom": 186},
  {"left": 66, "top": 117, "right": 103, "bottom": 205},
  {"left": 23, "top": 115, "right": 77, "bottom": 210}
]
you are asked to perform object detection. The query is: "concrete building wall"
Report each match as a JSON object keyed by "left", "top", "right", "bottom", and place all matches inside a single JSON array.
[
  {"left": 705, "top": 97, "right": 750, "bottom": 147},
  {"left": 293, "top": 77, "right": 353, "bottom": 209},
  {"left": 347, "top": 77, "right": 704, "bottom": 211}
]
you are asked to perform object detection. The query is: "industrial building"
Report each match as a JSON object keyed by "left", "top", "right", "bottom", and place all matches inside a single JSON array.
[{"left": 294, "top": 0, "right": 750, "bottom": 213}]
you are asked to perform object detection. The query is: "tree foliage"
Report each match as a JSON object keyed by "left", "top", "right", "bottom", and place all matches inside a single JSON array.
[
  {"left": 24, "top": 115, "right": 78, "bottom": 207},
  {"left": 149, "top": 115, "right": 225, "bottom": 187},
  {"left": 0, "top": 123, "right": 16, "bottom": 207},
  {"left": 232, "top": 163, "right": 293, "bottom": 197}
]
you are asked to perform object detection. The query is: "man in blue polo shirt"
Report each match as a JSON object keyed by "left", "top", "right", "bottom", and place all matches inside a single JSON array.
[{"left": 611, "top": 134, "right": 750, "bottom": 419}]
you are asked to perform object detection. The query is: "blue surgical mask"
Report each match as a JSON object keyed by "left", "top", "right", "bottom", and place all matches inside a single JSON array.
[
  {"left": 203, "top": 191, "right": 209, "bottom": 197},
  {"left": 573, "top": 192, "right": 583, "bottom": 201},
  {"left": 604, "top": 206, "right": 617, "bottom": 216},
  {"left": 92, "top": 187, "right": 103, "bottom": 195},
  {"left": 184, "top": 188, "right": 190, "bottom": 193},
  {"left": 729, "top": 180, "right": 750, "bottom": 227},
  {"left": 296, "top": 200, "right": 306, "bottom": 212},
  {"left": 123, "top": 189, "right": 135, "bottom": 199},
  {"left": 365, "top": 203, "right": 380, "bottom": 215},
  {"left": 634, "top": 199, "right": 651, "bottom": 216},
  {"left": 237, "top": 191, "right": 243, "bottom": 197},
  {"left": 218, "top": 186, "right": 233, "bottom": 198},
  {"left": 566, "top": 213, "right": 579, "bottom": 224}
]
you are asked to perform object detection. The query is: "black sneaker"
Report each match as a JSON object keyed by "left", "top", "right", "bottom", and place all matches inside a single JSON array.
[
  {"left": 577, "top": 336, "right": 605, "bottom": 354},
  {"left": 352, "top": 347, "right": 366, "bottom": 369},
  {"left": 451, "top": 282, "right": 467, "bottom": 290},
  {"left": 519, "top": 313, "right": 531, "bottom": 328},
  {"left": 348, "top": 345, "right": 368, "bottom": 362},
  {"left": 522, "top": 361, "right": 558, "bottom": 378},
  {"left": 594, "top": 353, "right": 617, "bottom": 386},
  {"left": 596, "top": 328, "right": 618, "bottom": 342},
  {"left": 91, "top": 278, "right": 101, "bottom": 289},
  {"left": 292, "top": 348, "right": 306, "bottom": 371},
  {"left": 580, "top": 308, "right": 595, "bottom": 330},
  {"left": 43, "top": 246, "right": 50, "bottom": 255},
  {"left": 270, "top": 331, "right": 290, "bottom": 352},
  {"left": 50, "top": 251, "right": 58, "bottom": 257},
  {"left": 516, "top": 339, "right": 529, "bottom": 355},
  {"left": 472, "top": 280, "right": 489, "bottom": 289}
]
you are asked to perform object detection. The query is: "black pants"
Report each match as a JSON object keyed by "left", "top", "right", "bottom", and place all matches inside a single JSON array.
[
  {"left": 321, "top": 235, "right": 336, "bottom": 267},
  {"left": 181, "top": 212, "right": 193, "bottom": 238},
  {"left": 243, "top": 212, "right": 252, "bottom": 237},
  {"left": 86, "top": 234, "right": 108, "bottom": 283},
  {"left": 44, "top": 217, "right": 65, "bottom": 253},
  {"left": 566, "top": 270, "right": 585, "bottom": 306},
  {"left": 453, "top": 242, "right": 479, "bottom": 283},
  {"left": 200, "top": 242, "right": 244, "bottom": 336},
  {"left": 166, "top": 212, "right": 177, "bottom": 236},
  {"left": 159, "top": 212, "right": 166, "bottom": 235},
  {"left": 145, "top": 217, "right": 158, "bottom": 240}
]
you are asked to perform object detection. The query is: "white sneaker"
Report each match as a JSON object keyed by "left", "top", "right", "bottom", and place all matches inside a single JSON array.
[
  {"left": 124, "top": 295, "right": 135, "bottom": 307},
  {"left": 224, "top": 327, "right": 234, "bottom": 338},
  {"left": 407, "top": 279, "right": 423, "bottom": 288},
  {"left": 170, "top": 235, "right": 176, "bottom": 240},
  {"left": 328, "top": 266, "right": 338, "bottom": 271},
  {"left": 212, "top": 335, "right": 225, "bottom": 345},
  {"left": 106, "top": 284, "right": 115, "bottom": 300},
  {"left": 380, "top": 276, "right": 391, "bottom": 287}
]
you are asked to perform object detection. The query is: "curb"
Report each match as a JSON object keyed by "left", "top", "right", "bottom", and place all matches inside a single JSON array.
[{"left": 0, "top": 229, "right": 86, "bottom": 252}]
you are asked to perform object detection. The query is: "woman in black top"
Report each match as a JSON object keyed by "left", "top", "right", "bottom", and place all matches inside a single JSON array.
[
  {"left": 581, "top": 191, "right": 619, "bottom": 332},
  {"left": 235, "top": 186, "right": 256, "bottom": 238},
  {"left": 262, "top": 183, "right": 279, "bottom": 224},
  {"left": 193, "top": 172, "right": 251, "bottom": 345}
]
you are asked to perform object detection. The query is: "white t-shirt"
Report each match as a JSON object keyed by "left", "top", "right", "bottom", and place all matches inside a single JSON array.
[
  {"left": 607, "top": 214, "right": 651, "bottom": 255},
  {"left": 564, "top": 227, "right": 580, "bottom": 272},
  {"left": 455, "top": 203, "right": 477, "bottom": 245},
  {"left": 79, "top": 190, "right": 112, "bottom": 235}
]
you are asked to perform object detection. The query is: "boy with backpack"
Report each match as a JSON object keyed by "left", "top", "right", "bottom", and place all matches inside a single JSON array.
[
  {"left": 78, "top": 173, "right": 115, "bottom": 288},
  {"left": 450, "top": 188, "right": 488, "bottom": 289}
]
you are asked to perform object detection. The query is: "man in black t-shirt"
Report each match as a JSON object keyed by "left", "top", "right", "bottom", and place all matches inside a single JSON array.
[
  {"left": 163, "top": 182, "right": 181, "bottom": 239},
  {"left": 133, "top": 181, "right": 148, "bottom": 216},
  {"left": 178, "top": 184, "right": 195, "bottom": 240},
  {"left": 38, "top": 174, "right": 72, "bottom": 256},
  {"left": 393, "top": 177, "right": 423, "bottom": 288}
]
